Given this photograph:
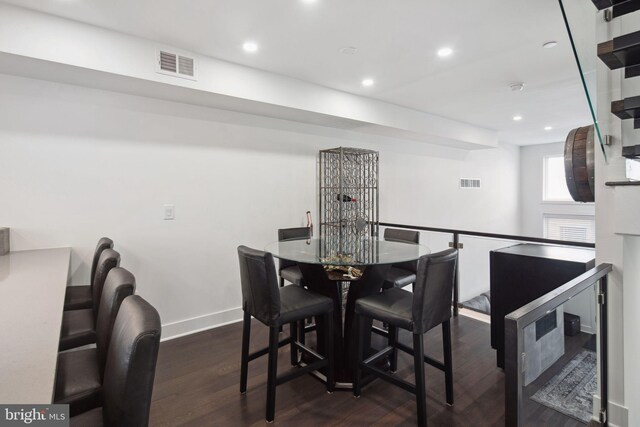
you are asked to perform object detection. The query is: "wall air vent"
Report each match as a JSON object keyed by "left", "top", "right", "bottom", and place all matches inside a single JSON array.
[
  {"left": 157, "top": 49, "right": 197, "bottom": 80},
  {"left": 460, "top": 178, "right": 481, "bottom": 189},
  {"left": 159, "top": 51, "right": 177, "bottom": 73},
  {"left": 178, "top": 56, "right": 195, "bottom": 77}
]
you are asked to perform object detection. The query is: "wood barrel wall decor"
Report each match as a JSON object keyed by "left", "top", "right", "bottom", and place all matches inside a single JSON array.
[{"left": 564, "top": 125, "right": 595, "bottom": 203}]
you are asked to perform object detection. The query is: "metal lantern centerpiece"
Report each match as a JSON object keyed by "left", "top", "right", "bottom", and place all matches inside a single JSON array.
[{"left": 318, "top": 147, "right": 379, "bottom": 264}]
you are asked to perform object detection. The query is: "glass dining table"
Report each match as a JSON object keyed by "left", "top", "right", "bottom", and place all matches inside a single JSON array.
[{"left": 265, "top": 236, "right": 429, "bottom": 386}]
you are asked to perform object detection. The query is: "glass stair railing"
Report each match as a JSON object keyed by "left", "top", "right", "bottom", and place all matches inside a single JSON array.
[{"left": 561, "top": 0, "right": 640, "bottom": 182}]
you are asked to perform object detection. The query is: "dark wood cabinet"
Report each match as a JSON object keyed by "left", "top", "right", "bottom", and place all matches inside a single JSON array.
[{"left": 490, "top": 244, "right": 595, "bottom": 368}]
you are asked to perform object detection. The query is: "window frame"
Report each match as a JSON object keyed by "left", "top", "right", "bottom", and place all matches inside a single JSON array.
[{"left": 542, "top": 154, "right": 575, "bottom": 203}]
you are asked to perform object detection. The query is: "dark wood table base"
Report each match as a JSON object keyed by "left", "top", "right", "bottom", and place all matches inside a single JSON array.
[{"left": 298, "top": 263, "right": 391, "bottom": 384}]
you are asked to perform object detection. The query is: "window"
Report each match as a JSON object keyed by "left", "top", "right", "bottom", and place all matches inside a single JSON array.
[
  {"left": 543, "top": 155, "right": 573, "bottom": 202},
  {"left": 543, "top": 214, "right": 595, "bottom": 243}
]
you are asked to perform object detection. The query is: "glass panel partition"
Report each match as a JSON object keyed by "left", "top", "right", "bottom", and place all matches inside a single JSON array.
[
  {"left": 558, "top": 0, "right": 606, "bottom": 154},
  {"left": 560, "top": 0, "right": 640, "bottom": 161},
  {"left": 505, "top": 264, "right": 611, "bottom": 426}
]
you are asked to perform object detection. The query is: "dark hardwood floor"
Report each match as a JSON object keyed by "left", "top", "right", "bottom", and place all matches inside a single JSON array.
[{"left": 150, "top": 315, "right": 506, "bottom": 426}]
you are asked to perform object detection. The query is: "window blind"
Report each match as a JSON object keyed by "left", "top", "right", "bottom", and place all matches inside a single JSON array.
[{"left": 543, "top": 215, "right": 595, "bottom": 243}]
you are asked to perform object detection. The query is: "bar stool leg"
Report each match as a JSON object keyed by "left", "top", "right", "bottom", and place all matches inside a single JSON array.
[
  {"left": 389, "top": 325, "right": 398, "bottom": 373},
  {"left": 291, "top": 321, "right": 299, "bottom": 366},
  {"left": 266, "top": 326, "right": 279, "bottom": 423},
  {"left": 353, "top": 314, "right": 364, "bottom": 398},
  {"left": 240, "top": 311, "right": 251, "bottom": 394},
  {"left": 299, "top": 319, "right": 306, "bottom": 347},
  {"left": 278, "top": 278, "right": 285, "bottom": 333},
  {"left": 413, "top": 333, "right": 427, "bottom": 427},
  {"left": 325, "top": 312, "right": 334, "bottom": 392},
  {"left": 442, "top": 320, "right": 454, "bottom": 405}
]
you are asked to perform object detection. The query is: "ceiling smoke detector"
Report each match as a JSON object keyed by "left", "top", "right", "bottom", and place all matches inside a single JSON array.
[
  {"left": 510, "top": 83, "right": 525, "bottom": 92},
  {"left": 543, "top": 41, "right": 558, "bottom": 49}
]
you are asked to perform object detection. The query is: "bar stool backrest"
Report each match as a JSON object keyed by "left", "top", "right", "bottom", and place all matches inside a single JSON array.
[
  {"left": 90, "top": 238, "right": 114, "bottom": 287},
  {"left": 102, "top": 295, "right": 161, "bottom": 427},
  {"left": 412, "top": 249, "right": 458, "bottom": 334},
  {"left": 277, "top": 227, "right": 311, "bottom": 272},
  {"left": 96, "top": 267, "right": 136, "bottom": 379},
  {"left": 91, "top": 249, "right": 121, "bottom": 321},
  {"left": 277, "top": 227, "right": 311, "bottom": 241},
  {"left": 384, "top": 228, "right": 420, "bottom": 274},
  {"left": 238, "top": 246, "right": 281, "bottom": 326}
]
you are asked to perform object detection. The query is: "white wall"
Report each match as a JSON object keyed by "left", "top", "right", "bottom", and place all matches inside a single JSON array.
[
  {"left": 519, "top": 142, "right": 595, "bottom": 238},
  {"left": 0, "top": 73, "right": 520, "bottom": 339},
  {"left": 380, "top": 138, "right": 521, "bottom": 303}
]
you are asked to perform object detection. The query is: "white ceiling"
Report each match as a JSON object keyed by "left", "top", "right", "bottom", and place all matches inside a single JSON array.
[{"left": 0, "top": 0, "right": 594, "bottom": 146}]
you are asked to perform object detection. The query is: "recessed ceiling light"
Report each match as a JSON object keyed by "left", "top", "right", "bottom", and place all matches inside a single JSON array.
[
  {"left": 510, "top": 82, "right": 525, "bottom": 92},
  {"left": 340, "top": 46, "right": 358, "bottom": 55},
  {"left": 242, "top": 41, "right": 258, "bottom": 53},
  {"left": 543, "top": 41, "right": 558, "bottom": 49},
  {"left": 513, "top": 115, "right": 523, "bottom": 121},
  {"left": 437, "top": 47, "right": 454, "bottom": 57},
  {"left": 544, "top": 126, "right": 553, "bottom": 131},
  {"left": 362, "top": 78, "right": 374, "bottom": 87}
]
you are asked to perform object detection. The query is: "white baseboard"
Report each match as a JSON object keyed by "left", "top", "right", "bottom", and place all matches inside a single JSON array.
[
  {"left": 161, "top": 306, "right": 243, "bottom": 341},
  {"left": 581, "top": 325, "right": 594, "bottom": 334},
  {"left": 459, "top": 308, "right": 490, "bottom": 324},
  {"left": 593, "top": 395, "right": 628, "bottom": 427}
]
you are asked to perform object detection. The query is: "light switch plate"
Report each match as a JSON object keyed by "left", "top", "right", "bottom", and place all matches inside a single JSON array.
[{"left": 164, "top": 204, "right": 175, "bottom": 220}]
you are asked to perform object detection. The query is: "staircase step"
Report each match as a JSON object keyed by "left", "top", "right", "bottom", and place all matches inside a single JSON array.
[
  {"left": 592, "top": 0, "right": 628, "bottom": 9},
  {"left": 625, "top": 64, "right": 640, "bottom": 78},
  {"left": 622, "top": 144, "right": 640, "bottom": 157},
  {"left": 591, "top": 0, "right": 640, "bottom": 17},
  {"left": 611, "top": 96, "right": 640, "bottom": 119},
  {"left": 598, "top": 30, "right": 640, "bottom": 71},
  {"left": 613, "top": 0, "right": 640, "bottom": 17}
]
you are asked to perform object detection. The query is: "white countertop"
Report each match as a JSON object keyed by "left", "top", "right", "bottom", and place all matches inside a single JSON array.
[{"left": 0, "top": 248, "right": 71, "bottom": 404}]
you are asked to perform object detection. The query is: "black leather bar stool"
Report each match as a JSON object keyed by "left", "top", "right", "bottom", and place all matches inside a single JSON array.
[
  {"left": 382, "top": 228, "right": 420, "bottom": 290},
  {"left": 59, "top": 249, "right": 121, "bottom": 351},
  {"left": 277, "top": 227, "right": 311, "bottom": 287},
  {"left": 353, "top": 249, "right": 458, "bottom": 427},
  {"left": 55, "top": 267, "right": 136, "bottom": 416},
  {"left": 70, "top": 295, "right": 161, "bottom": 426},
  {"left": 64, "top": 237, "right": 113, "bottom": 311},
  {"left": 238, "top": 245, "right": 334, "bottom": 423},
  {"left": 277, "top": 227, "right": 314, "bottom": 338}
]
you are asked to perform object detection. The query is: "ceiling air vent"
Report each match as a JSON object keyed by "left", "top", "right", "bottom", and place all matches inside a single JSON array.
[
  {"left": 460, "top": 178, "right": 481, "bottom": 189},
  {"left": 157, "top": 49, "right": 196, "bottom": 80}
]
